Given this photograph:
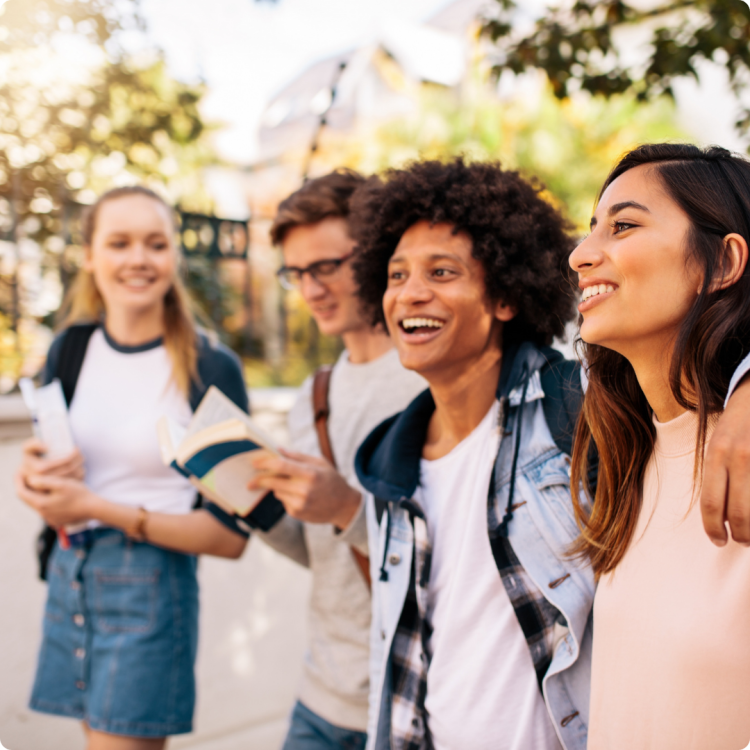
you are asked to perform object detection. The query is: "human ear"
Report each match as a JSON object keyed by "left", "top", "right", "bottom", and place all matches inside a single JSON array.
[
  {"left": 494, "top": 299, "right": 517, "bottom": 323},
  {"left": 707, "top": 233, "right": 749, "bottom": 293}
]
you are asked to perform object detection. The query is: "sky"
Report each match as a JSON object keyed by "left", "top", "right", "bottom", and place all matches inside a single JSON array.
[
  {"left": 137, "top": 0, "right": 748, "bottom": 166},
  {"left": 140, "top": 0, "right": 459, "bottom": 164}
]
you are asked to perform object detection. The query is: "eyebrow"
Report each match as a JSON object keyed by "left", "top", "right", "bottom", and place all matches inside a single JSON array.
[
  {"left": 590, "top": 200, "right": 650, "bottom": 230},
  {"left": 388, "top": 252, "right": 463, "bottom": 265}
]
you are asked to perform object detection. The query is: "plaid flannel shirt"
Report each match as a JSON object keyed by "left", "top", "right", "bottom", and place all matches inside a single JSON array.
[{"left": 386, "top": 483, "right": 560, "bottom": 750}]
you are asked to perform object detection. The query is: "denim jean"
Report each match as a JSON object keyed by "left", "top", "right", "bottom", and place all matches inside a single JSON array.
[{"left": 282, "top": 701, "right": 367, "bottom": 750}]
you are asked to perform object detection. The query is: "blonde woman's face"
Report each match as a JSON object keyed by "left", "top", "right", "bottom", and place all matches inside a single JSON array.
[{"left": 85, "top": 194, "right": 178, "bottom": 318}]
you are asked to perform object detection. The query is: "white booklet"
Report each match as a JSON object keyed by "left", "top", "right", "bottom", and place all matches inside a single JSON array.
[
  {"left": 19, "top": 377, "right": 87, "bottom": 537},
  {"left": 19, "top": 378, "right": 75, "bottom": 459}
]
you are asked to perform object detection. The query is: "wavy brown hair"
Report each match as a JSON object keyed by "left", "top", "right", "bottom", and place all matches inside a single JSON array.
[
  {"left": 270, "top": 169, "right": 365, "bottom": 246},
  {"left": 570, "top": 143, "right": 750, "bottom": 577},
  {"left": 58, "top": 186, "right": 200, "bottom": 396}
]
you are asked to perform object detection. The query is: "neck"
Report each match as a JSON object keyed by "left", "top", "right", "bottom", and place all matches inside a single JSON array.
[
  {"left": 342, "top": 325, "right": 393, "bottom": 365},
  {"left": 423, "top": 348, "right": 502, "bottom": 460},
  {"left": 624, "top": 340, "right": 686, "bottom": 423},
  {"left": 104, "top": 306, "right": 165, "bottom": 347}
]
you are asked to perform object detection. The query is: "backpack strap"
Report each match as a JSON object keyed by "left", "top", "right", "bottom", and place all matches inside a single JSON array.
[
  {"left": 539, "top": 355, "right": 583, "bottom": 459},
  {"left": 56, "top": 323, "right": 98, "bottom": 406},
  {"left": 312, "top": 365, "right": 336, "bottom": 467},
  {"left": 540, "top": 354, "right": 599, "bottom": 494},
  {"left": 37, "top": 323, "right": 98, "bottom": 581},
  {"left": 312, "top": 365, "right": 372, "bottom": 590}
]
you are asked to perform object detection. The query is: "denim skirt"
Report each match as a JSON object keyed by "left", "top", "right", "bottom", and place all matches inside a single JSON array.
[{"left": 30, "top": 528, "right": 199, "bottom": 737}]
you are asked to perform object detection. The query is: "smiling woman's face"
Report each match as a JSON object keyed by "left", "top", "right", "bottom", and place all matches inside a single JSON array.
[
  {"left": 85, "top": 194, "right": 177, "bottom": 319},
  {"left": 569, "top": 164, "right": 701, "bottom": 362}
]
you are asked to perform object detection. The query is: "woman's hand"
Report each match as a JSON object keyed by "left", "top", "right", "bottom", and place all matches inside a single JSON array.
[
  {"left": 15, "top": 472, "right": 95, "bottom": 527},
  {"left": 249, "top": 448, "right": 362, "bottom": 530},
  {"left": 19, "top": 438, "right": 85, "bottom": 482}
]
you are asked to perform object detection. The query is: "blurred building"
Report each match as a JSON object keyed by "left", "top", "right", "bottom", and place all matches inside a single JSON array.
[{"left": 237, "top": 0, "right": 494, "bottom": 378}]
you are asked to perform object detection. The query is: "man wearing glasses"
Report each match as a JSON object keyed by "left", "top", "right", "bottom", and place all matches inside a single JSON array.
[{"left": 250, "top": 170, "right": 425, "bottom": 750}]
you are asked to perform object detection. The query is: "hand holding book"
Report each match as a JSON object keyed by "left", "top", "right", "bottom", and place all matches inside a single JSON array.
[{"left": 249, "top": 448, "right": 362, "bottom": 531}]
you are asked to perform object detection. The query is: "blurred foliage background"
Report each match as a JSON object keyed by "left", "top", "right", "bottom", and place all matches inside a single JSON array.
[{"left": 0, "top": 0, "right": 746, "bottom": 389}]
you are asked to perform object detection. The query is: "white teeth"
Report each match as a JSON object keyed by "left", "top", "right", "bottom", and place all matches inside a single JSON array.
[
  {"left": 122, "top": 278, "right": 151, "bottom": 287},
  {"left": 581, "top": 284, "right": 616, "bottom": 301},
  {"left": 401, "top": 317, "right": 445, "bottom": 330}
]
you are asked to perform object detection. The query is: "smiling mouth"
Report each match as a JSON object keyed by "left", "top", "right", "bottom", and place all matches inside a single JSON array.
[
  {"left": 399, "top": 317, "right": 445, "bottom": 334},
  {"left": 581, "top": 283, "right": 616, "bottom": 302},
  {"left": 120, "top": 278, "right": 154, "bottom": 287}
]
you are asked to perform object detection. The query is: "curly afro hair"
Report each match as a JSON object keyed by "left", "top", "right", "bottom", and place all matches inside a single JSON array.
[{"left": 351, "top": 158, "right": 578, "bottom": 348}]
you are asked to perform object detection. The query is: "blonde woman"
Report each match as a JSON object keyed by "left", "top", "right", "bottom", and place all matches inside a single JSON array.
[{"left": 16, "top": 187, "right": 255, "bottom": 750}]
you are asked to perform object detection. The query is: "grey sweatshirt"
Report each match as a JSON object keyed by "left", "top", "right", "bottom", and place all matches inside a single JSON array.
[{"left": 258, "top": 348, "right": 426, "bottom": 731}]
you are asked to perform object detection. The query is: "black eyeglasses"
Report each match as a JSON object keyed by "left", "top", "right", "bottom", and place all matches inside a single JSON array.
[{"left": 276, "top": 252, "right": 354, "bottom": 290}]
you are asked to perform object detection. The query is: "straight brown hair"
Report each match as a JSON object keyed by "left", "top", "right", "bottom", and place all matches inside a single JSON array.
[
  {"left": 570, "top": 144, "right": 750, "bottom": 577},
  {"left": 58, "top": 186, "right": 200, "bottom": 396}
]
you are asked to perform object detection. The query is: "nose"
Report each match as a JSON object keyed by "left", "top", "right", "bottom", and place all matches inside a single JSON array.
[
  {"left": 299, "top": 270, "right": 327, "bottom": 302},
  {"left": 127, "top": 242, "right": 149, "bottom": 266},
  {"left": 396, "top": 268, "right": 433, "bottom": 305},
  {"left": 569, "top": 230, "right": 604, "bottom": 274}
]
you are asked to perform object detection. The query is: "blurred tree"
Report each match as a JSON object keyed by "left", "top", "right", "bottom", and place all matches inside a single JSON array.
[
  {"left": 0, "top": 0, "right": 219, "bottom": 388},
  {"left": 320, "top": 75, "right": 686, "bottom": 231},
  {"left": 482, "top": 1, "right": 750, "bottom": 141}
]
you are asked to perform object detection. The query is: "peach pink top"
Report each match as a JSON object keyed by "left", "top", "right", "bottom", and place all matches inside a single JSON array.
[{"left": 589, "top": 410, "right": 750, "bottom": 750}]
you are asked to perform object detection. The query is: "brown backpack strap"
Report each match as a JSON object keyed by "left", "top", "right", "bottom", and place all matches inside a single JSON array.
[
  {"left": 313, "top": 365, "right": 336, "bottom": 467},
  {"left": 312, "top": 366, "right": 371, "bottom": 590}
]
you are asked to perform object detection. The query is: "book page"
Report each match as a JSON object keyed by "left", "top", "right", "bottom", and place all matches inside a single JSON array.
[
  {"left": 186, "top": 386, "right": 279, "bottom": 452},
  {"left": 156, "top": 415, "right": 187, "bottom": 467}
]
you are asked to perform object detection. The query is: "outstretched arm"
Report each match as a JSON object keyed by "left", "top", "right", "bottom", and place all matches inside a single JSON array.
[{"left": 15, "top": 472, "right": 247, "bottom": 558}]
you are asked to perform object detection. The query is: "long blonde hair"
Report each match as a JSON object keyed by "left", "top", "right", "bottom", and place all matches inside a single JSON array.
[{"left": 58, "top": 186, "right": 199, "bottom": 395}]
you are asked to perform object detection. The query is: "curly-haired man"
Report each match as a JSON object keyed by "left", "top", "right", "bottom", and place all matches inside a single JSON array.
[
  {"left": 351, "top": 158, "right": 587, "bottom": 750},
  {"left": 350, "top": 157, "right": 750, "bottom": 750}
]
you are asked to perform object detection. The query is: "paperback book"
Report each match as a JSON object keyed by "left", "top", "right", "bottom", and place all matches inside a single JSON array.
[{"left": 157, "top": 386, "right": 279, "bottom": 517}]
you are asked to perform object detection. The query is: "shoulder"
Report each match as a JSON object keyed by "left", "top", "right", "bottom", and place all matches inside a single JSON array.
[
  {"left": 332, "top": 348, "right": 427, "bottom": 406},
  {"left": 43, "top": 323, "right": 98, "bottom": 385},
  {"left": 196, "top": 331, "right": 243, "bottom": 377},
  {"left": 288, "top": 373, "right": 314, "bottom": 423},
  {"left": 192, "top": 331, "right": 248, "bottom": 413}
]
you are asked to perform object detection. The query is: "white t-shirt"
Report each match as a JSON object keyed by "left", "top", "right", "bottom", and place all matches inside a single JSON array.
[
  {"left": 69, "top": 329, "right": 196, "bottom": 515},
  {"left": 417, "top": 401, "right": 562, "bottom": 750}
]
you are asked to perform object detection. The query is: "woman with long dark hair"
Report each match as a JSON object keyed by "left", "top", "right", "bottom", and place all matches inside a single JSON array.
[{"left": 569, "top": 143, "right": 750, "bottom": 748}]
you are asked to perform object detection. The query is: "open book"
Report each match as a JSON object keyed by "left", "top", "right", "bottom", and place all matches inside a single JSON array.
[{"left": 157, "top": 386, "right": 279, "bottom": 517}]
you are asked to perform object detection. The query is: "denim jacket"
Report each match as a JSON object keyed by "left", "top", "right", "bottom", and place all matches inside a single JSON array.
[{"left": 354, "top": 343, "right": 595, "bottom": 750}]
